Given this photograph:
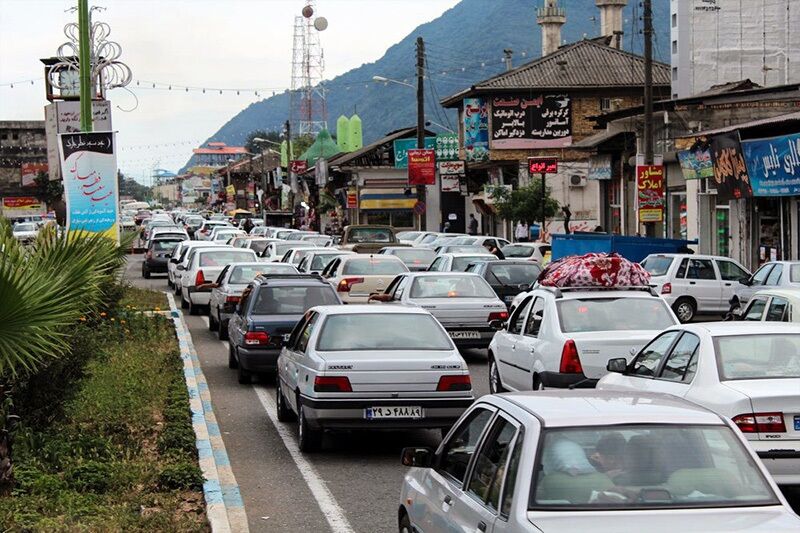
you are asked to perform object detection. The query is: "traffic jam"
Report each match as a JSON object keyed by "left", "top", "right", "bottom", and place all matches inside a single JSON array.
[{"left": 137, "top": 209, "right": 800, "bottom": 531}]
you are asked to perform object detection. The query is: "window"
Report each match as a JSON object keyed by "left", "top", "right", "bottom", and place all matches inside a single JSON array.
[
  {"left": 500, "top": 430, "right": 523, "bottom": 517},
  {"left": 659, "top": 333, "right": 700, "bottom": 382},
  {"left": 557, "top": 298, "right": 676, "bottom": 333},
  {"left": 429, "top": 257, "right": 443, "bottom": 271},
  {"left": 676, "top": 258, "right": 688, "bottom": 278},
  {"left": 316, "top": 313, "right": 453, "bottom": 351},
  {"left": 631, "top": 331, "right": 679, "bottom": 376},
  {"left": 215, "top": 265, "right": 231, "bottom": 285},
  {"left": 790, "top": 264, "right": 800, "bottom": 282},
  {"left": 487, "top": 263, "right": 542, "bottom": 285},
  {"left": 525, "top": 297, "right": 545, "bottom": 336},
  {"left": 467, "top": 417, "right": 518, "bottom": 511},
  {"left": 437, "top": 408, "right": 494, "bottom": 484},
  {"left": 716, "top": 260, "right": 748, "bottom": 281},
  {"left": 294, "top": 312, "right": 319, "bottom": 353},
  {"left": 391, "top": 275, "right": 409, "bottom": 299},
  {"left": 452, "top": 255, "right": 494, "bottom": 271},
  {"left": 672, "top": 67, "right": 678, "bottom": 81},
  {"left": 765, "top": 264, "right": 783, "bottom": 286},
  {"left": 743, "top": 297, "right": 767, "bottom": 321},
  {"left": 251, "top": 286, "right": 339, "bottom": 315},
  {"left": 599, "top": 97, "right": 611, "bottom": 111},
  {"left": 641, "top": 256, "right": 674, "bottom": 277},
  {"left": 715, "top": 334, "right": 800, "bottom": 380},
  {"left": 198, "top": 250, "right": 256, "bottom": 267},
  {"left": 685, "top": 259, "right": 715, "bottom": 280},
  {"left": 751, "top": 264, "right": 773, "bottom": 286},
  {"left": 410, "top": 275, "right": 497, "bottom": 299},
  {"left": 672, "top": 40, "right": 677, "bottom": 54},
  {"left": 508, "top": 297, "right": 532, "bottom": 334},
  {"left": 766, "top": 297, "right": 789, "bottom": 322},
  {"left": 672, "top": 13, "right": 677, "bottom": 27}
]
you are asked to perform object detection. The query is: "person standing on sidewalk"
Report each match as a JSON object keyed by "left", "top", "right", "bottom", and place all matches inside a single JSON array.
[
  {"left": 515, "top": 221, "right": 529, "bottom": 242},
  {"left": 468, "top": 214, "right": 479, "bottom": 235}
]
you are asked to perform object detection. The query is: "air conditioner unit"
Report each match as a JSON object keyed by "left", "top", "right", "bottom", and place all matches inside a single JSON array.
[{"left": 569, "top": 175, "right": 587, "bottom": 188}]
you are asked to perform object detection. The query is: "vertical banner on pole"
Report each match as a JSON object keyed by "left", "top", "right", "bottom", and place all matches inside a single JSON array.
[{"left": 58, "top": 131, "right": 119, "bottom": 242}]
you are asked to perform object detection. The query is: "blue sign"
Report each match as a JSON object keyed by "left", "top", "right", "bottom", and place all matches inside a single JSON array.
[
  {"left": 393, "top": 137, "right": 435, "bottom": 168},
  {"left": 742, "top": 133, "right": 800, "bottom": 196}
]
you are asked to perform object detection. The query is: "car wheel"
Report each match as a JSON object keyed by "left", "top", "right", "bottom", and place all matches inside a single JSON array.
[
  {"left": 218, "top": 319, "right": 229, "bottom": 341},
  {"left": 488, "top": 355, "right": 505, "bottom": 394},
  {"left": 167, "top": 278, "right": 173, "bottom": 289},
  {"left": 399, "top": 512, "right": 412, "bottom": 533},
  {"left": 209, "top": 310, "right": 217, "bottom": 331},
  {"left": 236, "top": 354, "right": 250, "bottom": 384},
  {"left": 142, "top": 265, "right": 151, "bottom": 279},
  {"left": 181, "top": 294, "right": 188, "bottom": 309},
  {"left": 532, "top": 374, "right": 545, "bottom": 391},
  {"left": 188, "top": 299, "right": 199, "bottom": 316},
  {"left": 228, "top": 343, "right": 238, "bottom": 369},
  {"left": 673, "top": 297, "right": 696, "bottom": 323},
  {"left": 276, "top": 379, "right": 295, "bottom": 422},
  {"left": 298, "top": 402, "right": 322, "bottom": 452}
]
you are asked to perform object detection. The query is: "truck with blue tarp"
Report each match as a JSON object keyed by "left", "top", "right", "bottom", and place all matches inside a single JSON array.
[{"left": 551, "top": 233, "right": 697, "bottom": 263}]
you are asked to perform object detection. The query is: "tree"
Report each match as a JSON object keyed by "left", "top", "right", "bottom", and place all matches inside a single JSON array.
[
  {"left": 244, "top": 130, "right": 282, "bottom": 155},
  {"left": 489, "top": 178, "right": 560, "bottom": 226},
  {"left": 33, "top": 171, "right": 63, "bottom": 206},
  {"left": 117, "top": 171, "right": 151, "bottom": 201}
]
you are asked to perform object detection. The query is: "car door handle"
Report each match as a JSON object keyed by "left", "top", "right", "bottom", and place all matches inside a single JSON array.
[
  {"left": 689, "top": 281, "right": 696, "bottom": 285},
  {"left": 477, "top": 521, "right": 487, "bottom": 532},
  {"left": 725, "top": 282, "right": 732, "bottom": 286},
  {"left": 511, "top": 343, "right": 516, "bottom": 351},
  {"left": 443, "top": 495, "right": 453, "bottom": 506}
]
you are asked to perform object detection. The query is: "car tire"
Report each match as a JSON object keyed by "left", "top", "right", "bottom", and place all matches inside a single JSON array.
[
  {"left": 399, "top": 512, "right": 412, "bottom": 533},
  {"left": 488, "top": 355, "right": 505, "bottom": 394},
  {"left": 298, "top": 402, "right": 322, "bottom": 452},
  {"left": 142, "top": 265, "right": 151, "bottom": 279},
  {"left": 228, "top": 343, "right": 238, "bottom": 369},
  {"left": 218, "top": 319, "right": 229, "bottom": 341},
  {"left": 209, "top": 310, "right": 217, "bottom": 331},
  {"left": 181, "top": 294, "right": 188, "bottom": 309},
  {"left": 188, "top": 299, "right": 199, "bottom": 316},
  {"left": 532, "top": 374, "right": 545, "bottom": 391},
  {"left": 167, "top": 277, "right": 173, "bottom": 289},
  {"left": 236, "top": 354, "right": 250, "bottom": 384},
  {"left": 673, "top": 297, "right": 696, "bottom": 323},
  {"left": 276, "top": 379, "right": 295, "bottom": 422}
]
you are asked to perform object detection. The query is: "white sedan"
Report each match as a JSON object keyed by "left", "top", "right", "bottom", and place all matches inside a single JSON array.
[
  {"left": 598, "top": 322, "right": 800, "bottom": 487},
  {"left": 276, "top": 305, "right": 474, "bottom": 452},
  {"left": 399, "top": 391, "right": 800, "bottom": 532}
]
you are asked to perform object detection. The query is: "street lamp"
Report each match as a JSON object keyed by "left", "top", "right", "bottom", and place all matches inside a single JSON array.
[
  {"left": 252, "top": 137, "right": 282, "bottom": 146},
  {"left": 372, "top": 75, "right": 415, "bottom": 89},
  {"left": 425, "top": 119, "right": 455, "bottom": 134}
]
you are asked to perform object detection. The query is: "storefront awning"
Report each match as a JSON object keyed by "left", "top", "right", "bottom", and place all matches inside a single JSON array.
[{"left": 359, "top": 188, "right": 416, "bottom": 209}]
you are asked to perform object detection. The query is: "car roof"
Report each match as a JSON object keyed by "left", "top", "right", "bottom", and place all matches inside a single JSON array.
[
  {"left": 339, "top": 254, "right": 404, "bottom": 262},
  {"left": 253, "top": 274, "right": 330, "bottom": 287},
  {"left": 496, "top": 390, "right": 723, "bottom": 428},
  {"left": 752, "top": 288, "right": 800, "bottom": 299},
  {"left": 676, "top": 321, "right": 800, "bottom": 336},
  {"left": 440, "top": 253, "right": 497, "bottom": 258},
  {"left": 311, "top": 304, "right": 430, "bottom": 316},
  {"left": 402, "top": 271, "right": 483, "bottom": 278},
  {"left": 531, "top": 287, "right": 659, "bottom": 299},
  {"left": 644, "top": 253, "right": 732, "bottom": 261},
  {"left": 504, "top": 242, "right": 548, "bottom": 248}
]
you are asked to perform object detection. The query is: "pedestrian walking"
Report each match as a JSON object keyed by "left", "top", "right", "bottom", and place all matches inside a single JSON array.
[
  {"left": 515, "top": 221, "right": 529, "bottom": 242},
  {"left": 468, "top": 214, "right": 479, "bottom": 235},
  {"left": 443, "top": 221, "right": 451, "bottom": 233}
]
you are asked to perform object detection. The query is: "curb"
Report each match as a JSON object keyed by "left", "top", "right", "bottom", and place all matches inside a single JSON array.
[{"left": 166, "top": 292, "right": 249, "bottom": 533}]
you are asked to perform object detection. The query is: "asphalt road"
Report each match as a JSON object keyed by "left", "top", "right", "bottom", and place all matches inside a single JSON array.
[{"left": 125, "top": 256, "right": 490, "bottom": 532}]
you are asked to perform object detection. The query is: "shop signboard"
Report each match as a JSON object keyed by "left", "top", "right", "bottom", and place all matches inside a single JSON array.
[
  {"left": 58, "top": 131, "right": 119, "bottom": 241},
  {"left": 636, "top": 165, "right": 664, "bottom": 223},
  {"left": 710, "top": 131, "right": 752, "bottom": 201},
  {"left": 463, "top": 98, "right": 489, "bottom": 162},
  {"left": 435, "top": 133, "right": 459, "bottom": 161},
  {"left": 290, "top": 160, "right": 307, "bottom": 174},
  {"left": 741, "top": 132, "right": 800, "bottom": 196},
  {"left": 438, "top": 160, "right": 465, "bottom": 193},
  {"left": 407, "top": 149, "right": 436, "bottom": 185},
  {"left": 491, "top": 94, "right": 572, "bottom": 149},
  {"left": 21, "top": 162, "right": 48, "bottom": 187},
  {"left": 528, "top": 157, "right": 558, "bottom": 174},
  {"left": 393, "top": 137, "right": 435, "bottom": 168},
  {"left": 346, "top": 189, "right": 358, "bottom": 209},
  {"left": 588, "top": 154, "right": 612, "bottom": 180}
]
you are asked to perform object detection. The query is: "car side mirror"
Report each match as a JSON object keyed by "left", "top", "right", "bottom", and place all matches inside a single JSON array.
[
  {"left": 401, "top": 447, "right": 433, "bottom": 468},
  {"left": 606, "top": 358, "right": 628, "bottom": 373},
  {"left": 170, "top": 258, "right": 178, "bottom": 264},
  {"left": 489, "top": 319, "right": 505, "bottom": 330},
  {"left": 739, "top": 276, "right": 752, "bottom": 285}
]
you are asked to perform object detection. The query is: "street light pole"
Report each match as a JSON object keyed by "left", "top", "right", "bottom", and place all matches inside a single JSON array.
[{"left": 416, "top": 36, "right": 426, "bottom": 231}]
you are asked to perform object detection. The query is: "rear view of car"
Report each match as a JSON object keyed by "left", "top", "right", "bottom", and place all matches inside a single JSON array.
[
  {"left": 327, "top": 255, "right": 409, "bottom": 303},
  {"left": 142, "top": 237, "right": 185, "bottom": 278},
  {"left": 380, "top": 247, "right": 436, "bottom": 271}
]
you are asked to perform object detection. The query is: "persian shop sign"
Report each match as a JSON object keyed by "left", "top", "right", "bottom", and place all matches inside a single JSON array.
[
  {"left": 637, "top": 165, "right": 664, "bottom": 223},
  {"left": 528, "top": 157, "right": 558, "bottom": 175},
  {"left": 741, "top": 132, "right": 800, "bottom": 196},
  {"left": 491, "top": 94, "right": 572, "bottom": 149},
  {"left": 407, "top": 149, "right": 436, "bottom": 186}
]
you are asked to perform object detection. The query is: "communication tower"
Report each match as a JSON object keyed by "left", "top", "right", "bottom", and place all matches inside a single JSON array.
[{"left": 289, "top": 2, "right": 329, "bottom": 137}]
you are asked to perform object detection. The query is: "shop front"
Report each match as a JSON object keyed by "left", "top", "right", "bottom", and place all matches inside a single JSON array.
[{"left": 357, "top": 187, "right": 416, "bottom": 229}]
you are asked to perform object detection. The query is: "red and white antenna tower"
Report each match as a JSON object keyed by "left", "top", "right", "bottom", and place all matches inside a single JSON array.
[{"left": 289, "top": 1, "right": 328, "bottom": 137}]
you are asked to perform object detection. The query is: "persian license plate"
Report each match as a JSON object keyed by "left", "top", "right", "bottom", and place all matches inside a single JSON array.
[
  {"left": 794, "top": 416, "right": 800, "bottom": 431},
  {"left": 282, "top": 334, "right": 291, "bottom": 342},
  {"left": 504, "top": 295, "right": 515, "bottom": 303},
  {"left": 450, "top": 330, "right": 480, "bottom": 339},
  {"left": 365, "top": 406, "right": 423, "bottom": 420}
]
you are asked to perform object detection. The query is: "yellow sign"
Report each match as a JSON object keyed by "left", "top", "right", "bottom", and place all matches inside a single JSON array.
[{"left": 225, "top": 185, "right": 236, "bottom": 196}]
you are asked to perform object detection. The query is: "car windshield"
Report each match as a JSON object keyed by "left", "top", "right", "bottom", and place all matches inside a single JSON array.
[
  {"left": 214, "top": 232, "right": 240, "bottom": 241},
  {"left": 275, "top": 242, "right": 313, "bottom": 255},
  {"left": 229, "top": 264, "right": 296, "bottom": 284},
  {"left": 714, "top": 334, "right": 800, "bottom": 380},
  {"left": 251, "top": 286, "right": 338, "bottom": 315},
  {"left": 790, "top": 264, "right": 800, "bottom": 283},
  {"left": 397, "top": 231, "right": 422, "bottom": 240},
  {"left": 14, "top": 223, "right": 36, "bottom": 232},
  {"left": 348, "top": 228, "right": 392, "bottom": 243},
  {"left": 310, "top": 253, "right": 345, "bottom": 271},
  {"left": 420, "top": 234, "right": 440, "bottom": 244},
  {"left": 487, "top": 263, "right": 542, "bottom": 285},
  {"left": 316, "top": 313, "right": 453, "bottom": 351},
  {"left": 410, "top": 275, "right": 497, "bottom": 298},
  {"left": 447, "top": 246, "right": 488, "bottom": 254},
  {"left": 453, "top": 256, "right": 494, "bottom": 271},
  {"left": 151, "top": 240, "right": 182, "bottom": 252},
  {"left": 502, "top": 245, "right": 535, "bottom": 258},
  {"left": 342, "top": 258, "right": 408, "bottom": 275},
  {"left": 290, "top": 248, "right": 317, "bottom": 264},
  {"left": 302, "top": 236, "right": 330, "bottom": 245},
  {"left": 531, "top": 425, "right": 777, "bottom": 510},
  {"left": 557, "top": 298, "right": 676, "bottom": 332},
  {"left": 388, "top": 248, "right": 436, "bottom": 265},
  {"left": 642, "top": 256, "right": 675, "bottom": 277},
  {"left": 198, "top": 250, "right": 255, "bottom": 267},
  {"left": 249, "top": 240, "right": 270, "bottom": 254}
]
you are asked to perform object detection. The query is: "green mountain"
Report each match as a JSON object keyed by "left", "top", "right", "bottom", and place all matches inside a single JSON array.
[{"left": 184, "top": 0, "right": 668, "bottom": 170}]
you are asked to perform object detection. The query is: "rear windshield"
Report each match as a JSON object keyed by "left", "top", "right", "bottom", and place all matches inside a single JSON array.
[
  {"left": 290, "top": 248, "right": 316, "bottom": 264},
  {"left": 198, "top": 250, "right": 256, "bottom": 267},
  {"left": 14, "top": 223, "right": 36, "bottom": 232},
  {"left": 302, "top": 236, "right": 331, "bottom": 245},
  {"left": 502, "top": 245, "right": 535, "bottom": 258},
  {"left": 342, "top": 258, "right": 408, "bottom": 275},
  {"left": 310, "top": 253, "right": 345, "bottom": 270},
  {"left": 229, "top": 264, "right": 296, "bottom": 284},
  {"left": 410, "top": 275, "right": 497, "bottom": 299},
  {"left": 389, "top": 248, "right": 436, "bottom": 265},
  {"left": 316, "top": 313, "right": 453, "bottom": 351},
  {"left": 151, "top": 240, "right": 182, "bottom": 251},
  {"left": 791, "top": 264, "right": 800, "bottom": 283},
  {"left": 453, "top": 256, "right": 495, "bottom": 271},
  {"left": 251, "top": 286, "right": 338, "bottom": 315},
  {"left": 531, "top": 425, "right": 776, "bottom": 510},
  {"left": 348, "top": 228, "right": 392, "bottom": 243},
  {"left": 714, "top": 334, "right": 800, "bottom": 380},
  {"left": 488, "top": 263, "right": 542, "bottom": 285},
  {"left": 249, "top": 240, "right": 270, "bottom": 254},
  {"left": 557, "top": 298, "right": 676, "bottom": 333},
  {"left": 420, "top": 234, "right": 440, "bottom": 244},
  {"left": 275, "top": 242, "right": 313, "bottom": 255},
  {"left": 641, "top": 256, "right": 675, "bottom": 277}
]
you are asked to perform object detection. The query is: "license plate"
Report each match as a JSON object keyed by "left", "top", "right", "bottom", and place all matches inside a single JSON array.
[
  {"left": 364, "top": 406, "right": 423, "bottom": 420},
  {"left": 794, "top": 416, "right": 800, "bottom": 431},
  {"left": 504, "top": 295, "right": 515, "bottom": 303},
  {"left": 450, "top": 331, "right": 480, "bottom": 339},
  {"left": 282, "top": 334, "right": 291, "bottom": 342}
]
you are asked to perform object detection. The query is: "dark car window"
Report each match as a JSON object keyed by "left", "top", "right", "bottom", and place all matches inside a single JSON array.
[
  {"left": 294, "top": 312, "right": 319, "bottom": 353},
  {"left": 631, "top": 331, "right": 679, "bottom": 377},
  {"left": 437, "top": 408, "right": 494, "bottom": 484},
  {"left": 316, "top": 313, "right": 453, "bottom": 351},
  {"left": 508, "top": 296, "right": 533, "bottom": 334},
  {"left": 659, "top": 333, "right": 700, "bottom": 382},
  {"left": 766, "top": 297, "right": 789, "bottom": 322},
  {"left": 467, "top": 417, "right": 518, "bottom": 511},
  {"left": 151, "top": 239, "right": 182, "bottom": 252},
  {"left": 765, "top": 264, "right": 783, "bottom": 286},
  {"left": 743, "top": 297, "right": 768, "bottom": 321},
  {"left": 487, "top": 263, "right": 542, "bottom": 286},
  {"left": 641, "top": 256, "right": 674, "bottom": 277},
  {"left": 251, "top": 286, "right": 339, "bottom": 315},
  {"left": 716, "top": 260, "right": 748, "bottom": 282},
  {"left": 751, "top": 264, "right": 773, "bottom": 286},
  {"left": 525, "top": 297, "right": 545, "bottom": 337},
  {"left": 685, "top": 259, "right": 716, "bottom": 280}
]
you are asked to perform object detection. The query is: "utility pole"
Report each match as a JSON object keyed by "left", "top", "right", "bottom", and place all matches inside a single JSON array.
[
  {"left": 415, "top": 36, "right": 426, "bottom": 230},
  {"left": 642, "top": 0, "right": 655, "bottom": 237},
  {"left": 78, "top": 0, "right": 93, "bottom": 132}
]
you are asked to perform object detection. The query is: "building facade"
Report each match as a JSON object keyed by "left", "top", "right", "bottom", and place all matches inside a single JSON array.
[{"left": 0, "top": 121, "right": 48, "bottom": 219}]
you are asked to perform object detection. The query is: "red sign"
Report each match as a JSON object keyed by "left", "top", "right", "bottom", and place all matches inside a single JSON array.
[
  {"left": 528, "top": 157, "right": 558, "bottom": 174},
  {"left": 407, "top": 149, "right": 436, "bottom": 185},
  {"left": 346, "top": 189, "right": 358, "bottom": 209},
  {"left": 2, "top": 196, "right": 41, "bottom": 209},
  {"left": 636, "top": 165, "right": 665, "bottom": 223},
  {"left": 21, "top": 163, "right": 48, "bottom": 188},
  {"left": 290, "top": 160, "right": 308, "bottom": 174}
]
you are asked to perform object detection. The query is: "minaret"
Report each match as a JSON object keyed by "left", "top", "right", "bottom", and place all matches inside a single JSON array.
[
  {"left": 595, "top": 0, "right": 627, "bottom": 49},
  {"left": 537, "top": 0, "right": 566, "bottom": 57}
]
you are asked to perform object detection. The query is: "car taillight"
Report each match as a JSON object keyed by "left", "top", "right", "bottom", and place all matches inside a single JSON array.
[
  {"left": 337, "top": 277, "right": 364, "bottom": 292},
  {"left": 559, "top": 340, "right": 583, "bottom": 374},
  {"left": 195, "top": 270, "right": 206, "bottom": 286},
  {"left": 225, "top": 295, "right": 240, "bottom": 304},
  {"left": 661, "top": 282, "right": 672, "bottom": 295},
  {"left": 314, "top": 376, "right": 352, "bottom": 392},
  {"left": 732, "top": 412, "right": 786, "bottom": 433},
  {"left": 437, "top": 374, "right": 472, "bottom": 391},
  {"left": 223, "top": 295, "right": 240, "bottom": 312},
  {"left": 488, "top": 311, "right": 509, "bottom": 322},
  {"left": 244, "top": 331, "right": 270, "bottom": 346}
]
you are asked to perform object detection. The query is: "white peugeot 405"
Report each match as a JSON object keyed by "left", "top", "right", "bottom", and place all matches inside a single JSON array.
[
  {"left": 597, "top": 322, "right": 800, "bottom": 487},
  {"left": 398, "top": 391, "right": 800, "bottom": 533},
  {"left": 276, "top": 305, "right": 474, "bottom": 452}
]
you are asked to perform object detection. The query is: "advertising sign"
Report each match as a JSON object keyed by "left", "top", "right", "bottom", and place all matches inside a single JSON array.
[
  {"left": 741, "top": 132, "right": 800, "bottom": 196},
  {"left": 677, "top": 142, "right": 714, "bottom": 180},
  {"left": 346, "top": 189, "right": 358, "bottom": 209},
  {"left": 588, "top": 154, "right": 612, "bottom": 180},
  {"left": 58, "top": 131, "right": 119, "bottom": 241},
  {"left": 290, "top": 160, "right": 308, "bottom": 174},
  {"left": 438, "top": 160, "right": 465, "bottom": 193},
  {"left": 710, "top": 132, "right": 752, "bottom": 201},
  {"left": 21, "top": 162, "right": 48, "bottom": 187},
  {"left": 528, "top": 157, "right": 559, "bottom": 174},
  {"left": 491, "top": 94, "right": 572, "bottom": 149},
  {"left": 435, "top": 133, "right": 459, "bottom": 161},
  {"left": 407, "top": 149, "right": 436, "bottom": 185},
  {"left": 463, "top": 98, "right": 489, "bottom": 162},
  {"left": 636, "top": 165, "right": 664, "bottom": 223},
  {"left": 393, "top": 137, "right": 436, "bottom": 168},
  {"left": 2, "top": 197, "right": 41, "bottom": 210}
]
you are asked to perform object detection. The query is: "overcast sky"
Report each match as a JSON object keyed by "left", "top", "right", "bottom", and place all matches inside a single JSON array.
[{"left": 0, "top": 0, "right": 460, "bottom": 182}]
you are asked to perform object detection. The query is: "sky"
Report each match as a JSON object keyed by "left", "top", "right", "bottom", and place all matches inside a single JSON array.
[{"left": 0, "top": 0, "right": 460, "bottom": 183}]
